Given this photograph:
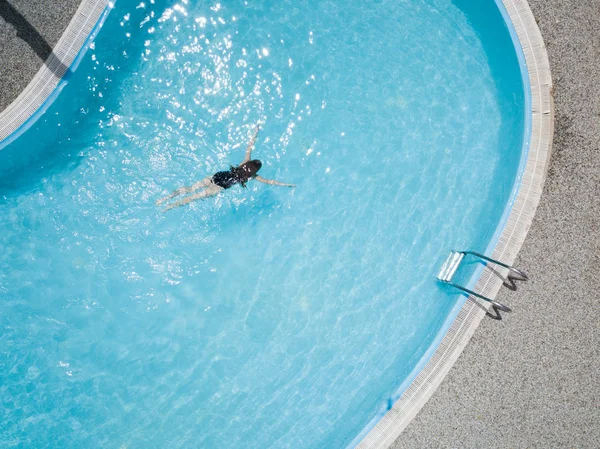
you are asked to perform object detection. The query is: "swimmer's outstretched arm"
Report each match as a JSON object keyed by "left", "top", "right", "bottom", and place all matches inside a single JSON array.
[
  {"left": 254, "top": 175, "right": 296, "bottom": 188},
  {"left": 242, "top": 125, "right": 260, "bottom": 163},
  {"left": 156, "top": 177, "right": 212, "bottom": 205}
]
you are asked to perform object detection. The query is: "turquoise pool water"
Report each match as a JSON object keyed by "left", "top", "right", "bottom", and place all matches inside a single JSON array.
[{"left": 0, "top": 0, "right": 526, "bottom": 448}]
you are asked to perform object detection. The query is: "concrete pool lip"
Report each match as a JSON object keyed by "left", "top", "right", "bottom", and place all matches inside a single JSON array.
[
  {"left": 355, "top": 0, "right": 554, "bottom": 447},
  {"left": 0, "top": 0, "right": 553, "bottom": 447},
  {"left": 0, "top": 0, "right": 110, "bottom": 150}
]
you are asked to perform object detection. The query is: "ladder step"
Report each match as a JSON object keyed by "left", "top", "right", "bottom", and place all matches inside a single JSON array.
[{"left": 437, "top": 251, "right": 464, "bottom": 282}]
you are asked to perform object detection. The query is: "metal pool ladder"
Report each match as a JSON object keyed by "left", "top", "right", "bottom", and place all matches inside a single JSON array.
[{"left": 437, "top": 251, "right": 528, "bottom": 319}]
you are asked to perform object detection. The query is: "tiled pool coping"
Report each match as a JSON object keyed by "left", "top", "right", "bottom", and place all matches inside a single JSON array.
[
  {"left": 0, "top": 0, "right": 554, "bottom": 447},
  {"left": 0, "top": 0, "right": 110, "bottom": 148},
  {"left": 356, "top": 1, "right": 554, "bottom": 447}
]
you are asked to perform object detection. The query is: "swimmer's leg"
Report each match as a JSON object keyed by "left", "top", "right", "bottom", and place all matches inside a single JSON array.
[
  {"left": 163, "top": 184, "right": 223, "bottom": 212},
  {"left": 156, "top": 176, "right": 212, "bottom": 205}
]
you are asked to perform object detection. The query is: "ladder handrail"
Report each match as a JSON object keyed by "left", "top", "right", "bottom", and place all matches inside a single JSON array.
[
  {"left": 437, "top": 250, "right": 529, "bottom": 320},
  {"left": 444, "top": 281, "right": 512, "bottom": 313},
  {"left": 461, "top": 250, "right": 528, "bottom": 281}
]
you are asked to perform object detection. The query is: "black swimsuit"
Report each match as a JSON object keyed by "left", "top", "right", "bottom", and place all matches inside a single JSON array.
[{"left": 212, "top": 170, "right": 240, "bottom": 189}]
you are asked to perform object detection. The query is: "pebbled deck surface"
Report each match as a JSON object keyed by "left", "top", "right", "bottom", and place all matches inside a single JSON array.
[{"left": 0, "top": 0, "right": 80, "bottom": 111}]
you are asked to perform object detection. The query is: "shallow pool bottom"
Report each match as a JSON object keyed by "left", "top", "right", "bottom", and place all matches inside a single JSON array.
[{"left": 0, "top": 0, "right": 552, "bottom": 448}]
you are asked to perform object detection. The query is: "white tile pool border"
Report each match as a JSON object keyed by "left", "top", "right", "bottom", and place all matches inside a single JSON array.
[
  {"left": 0, "top": 0, "right": 110, "bottom": 145},
  {"left": 0, "top": 0, "right": 552, "bottom": 446},
  {"left": 355, "top": 1, "right": 554, "bottom": 448}
]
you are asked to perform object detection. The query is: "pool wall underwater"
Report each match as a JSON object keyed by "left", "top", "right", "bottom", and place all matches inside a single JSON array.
[
  {"left": 0, "top": 1, "right": 553, "bottom": 448},
  {"left": 356, "top": 0, "right": 554, "bottom": 447}
]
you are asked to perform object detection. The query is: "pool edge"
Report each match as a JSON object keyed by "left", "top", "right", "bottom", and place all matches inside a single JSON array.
[
  {"left": 0, "top": 0, "right": 111, "bottom": 148},
  {"left": 355, "top": 1, "right": 554, "bottom": 448}
]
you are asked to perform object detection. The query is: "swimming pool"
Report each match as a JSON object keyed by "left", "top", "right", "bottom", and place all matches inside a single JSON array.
[{"left": 0, "top": 0, "right": 529, "bottom": 448}]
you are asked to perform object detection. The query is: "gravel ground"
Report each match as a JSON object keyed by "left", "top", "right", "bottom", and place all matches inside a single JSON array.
[{"left": 0, "top": 0, "right": 80, "bottom": 111}]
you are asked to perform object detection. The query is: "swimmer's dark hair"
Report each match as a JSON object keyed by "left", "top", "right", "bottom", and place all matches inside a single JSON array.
[{"left": 231, "top": 159, "right": 262, "bottom": 188}]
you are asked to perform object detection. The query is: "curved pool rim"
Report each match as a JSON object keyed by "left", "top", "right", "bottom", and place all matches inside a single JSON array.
[
  {"left": 355, "top": 0, "right": 554, "bottom": 447},
  {"left": 0, "top": 1, "right": 554, "bottom": 448},
  {"left": 0, "top": 0, "right": 111, "bottom": 151}
]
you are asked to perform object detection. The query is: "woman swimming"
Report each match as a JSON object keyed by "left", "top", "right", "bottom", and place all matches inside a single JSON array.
[{"left": 156, "top": 126, "right": 296, "bottom": 211}]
